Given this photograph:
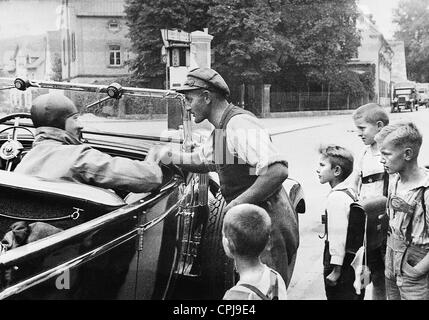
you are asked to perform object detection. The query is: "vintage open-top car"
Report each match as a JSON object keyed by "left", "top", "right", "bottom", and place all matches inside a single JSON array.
[{"left": 0, "top": 78, "right": 305, "bottom": 300}]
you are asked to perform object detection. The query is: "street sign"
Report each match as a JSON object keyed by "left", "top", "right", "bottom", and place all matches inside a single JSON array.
[{"left": 160, "top": 29, "right": 191, "bottom": 46}]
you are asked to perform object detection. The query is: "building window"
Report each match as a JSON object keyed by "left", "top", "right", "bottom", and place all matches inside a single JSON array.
[
  {"left": 170, "top": 48, "right": 187, "bottom": 67},
  {"left": 71, "top": 32, "right": 76, "bottom": 62},
  {"left": 108, "top": 20, "right": 120, "bottom": 33},
  {"left": 109, "top": 45, "right": 121, "bottom": 66}
]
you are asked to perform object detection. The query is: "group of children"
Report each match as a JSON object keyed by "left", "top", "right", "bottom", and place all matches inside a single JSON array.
[{"left": 221, "top": 103, "right": 429, "bottom": 300}]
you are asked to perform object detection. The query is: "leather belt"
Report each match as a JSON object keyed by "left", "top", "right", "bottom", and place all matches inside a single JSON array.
[{"left": 362, "top": 172, "right": 384, "bottom": 184}]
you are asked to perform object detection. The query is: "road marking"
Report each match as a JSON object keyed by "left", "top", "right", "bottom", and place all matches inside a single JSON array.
[{"left": 270, "top": 123, "right": 331, "bottom": 137}]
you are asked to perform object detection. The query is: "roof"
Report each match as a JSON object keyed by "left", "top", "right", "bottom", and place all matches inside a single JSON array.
[
  {"left": 74, "top": 0, "right": 125, "bottom": 16},
  {"left": 394, "top": 81, "right": 416, "bottom": 89},
  {"left": 26, "top": 57, "right": 45, "bottom": 69}
]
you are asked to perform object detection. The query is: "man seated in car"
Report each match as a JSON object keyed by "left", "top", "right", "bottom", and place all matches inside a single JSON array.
[{"left": 15, "top": 92, "right": 164, "bottom": 194}]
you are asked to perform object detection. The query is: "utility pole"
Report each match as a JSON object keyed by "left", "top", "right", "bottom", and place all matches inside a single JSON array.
[{"left": 65, "top": 0, "right": 71, "bottom": 81}]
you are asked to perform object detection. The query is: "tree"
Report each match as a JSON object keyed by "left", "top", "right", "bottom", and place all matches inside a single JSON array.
[
  {"left": 393, "top": 0, "right": 429, "bottom": 82},
  {"left": 51, "top": 54, "right": 62, "bottom": 82},
  {"left": 124, "top": 0, "right": 361, "bottom": 93},
  {"left": 124, "top": 0, "right": 212, "bottom": 88},
  {"left": 275, "top": 0, "right": 360, "bottom": 90},
  {"left": 208, "top": 0, "right": 283, "bottom": 84}
]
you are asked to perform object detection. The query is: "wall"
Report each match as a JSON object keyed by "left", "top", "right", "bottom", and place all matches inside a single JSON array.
[{"left": 61, "top": 0, "right": 131, "bottom": 82}]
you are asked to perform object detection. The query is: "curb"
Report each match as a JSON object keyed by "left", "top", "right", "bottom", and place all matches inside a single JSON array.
[{"left": 266, "top": 105, "right": 391, "bottom": 118}]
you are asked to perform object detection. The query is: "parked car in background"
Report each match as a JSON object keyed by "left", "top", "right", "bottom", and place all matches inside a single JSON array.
[
  {"left": 391, "top": 81, "right": 418, "bottom": 113},
  {"left": 416, "top": 83, "right": 429, "bottom": 108},
  {"left": 0, "top": 78, "right": 306, "bottom": 300}
]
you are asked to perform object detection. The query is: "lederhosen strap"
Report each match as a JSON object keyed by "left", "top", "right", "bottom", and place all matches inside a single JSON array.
[
  {"left": 405, "top": 187, "right": 427, "bottom": 245},
  {"left": 238, "top": 269, "right": 279, "bottom": 300},
  {"left": 390, "top": 177, "right": 428, "bottom": 245}
]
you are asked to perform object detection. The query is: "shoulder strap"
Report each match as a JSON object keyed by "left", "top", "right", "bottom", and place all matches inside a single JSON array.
[
  {"left": 405, "top": 186, "right": 427, "bottom": 244},
  {"left": 223, "top": 288, "right": 254, "bottom": 300},
  {"left": 383, "top": 170, "right": 389, "bottom": 197},
  {"left": 339, "top": 189, "right": 359, "bottom": 202},
  {"left": 422, "top": 187, "right": 427, "bottom": 216},
  {"left": 420, "top": 187, "right": 428, "bottom": 235},
  {"left": 238, "top": 284, "right": 269, "bottom": 300},
  {"left": 238, "top": 269, "right": 280, "bottom": 300},
  {"left": 266, "top": 269, "right": 279, "bottom": 300},
  {"left": 322, "top": 189, "right": 357, "bottom": 241}
]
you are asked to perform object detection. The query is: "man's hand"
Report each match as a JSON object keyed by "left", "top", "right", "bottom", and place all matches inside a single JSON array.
[
  {"left": 326, "top": 265, "right": 342, "bottom": 286},
  {"left": 146, "top": 145, "right": 173, "bottom": 164}
]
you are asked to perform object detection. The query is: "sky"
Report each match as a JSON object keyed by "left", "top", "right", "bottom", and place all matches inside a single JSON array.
[
  {"left": 358, "top": 0, "right": 401, "bottom": 39},
  {"left": 0, "top": 0, "right": 61, "bottom": 39}
]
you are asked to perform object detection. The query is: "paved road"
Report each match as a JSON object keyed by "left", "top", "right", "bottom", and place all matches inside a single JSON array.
[
  {"left": 273, "top": 107, "right": 429, "bottom": 300},
  {"left": 82, "top": 106, "right": 429, "bottom": 300}
]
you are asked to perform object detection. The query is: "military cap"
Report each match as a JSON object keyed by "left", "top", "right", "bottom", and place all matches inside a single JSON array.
[
  {"left": 175, "top": 67, "right": 230, "bottom": 97},
  {"left": 31, "top": 93, "right": 78, "bottom": 130}
]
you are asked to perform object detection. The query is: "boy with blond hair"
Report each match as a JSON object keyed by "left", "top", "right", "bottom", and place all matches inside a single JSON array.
[
  {"left": 375, "top": 122, "right": 429, "bottom": 300},
  {"left": 317, "top": 144, "right": 364, "bottom": 300},
  {"left": 222, "top": 204, "right": 287, "bottom": 300},
  {"left": 351, "top": 103, "right": 389, "bottom": 300}
]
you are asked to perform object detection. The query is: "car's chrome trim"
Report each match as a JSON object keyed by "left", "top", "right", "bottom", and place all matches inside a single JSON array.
[
  {"left": 0, "top": 177, "right": 182, "bottom": 267},
  {"left": 3, "top": 78, "right": 183, "bottom": 99},
  {"left": 83, "top": 130, "right": 183, "bottom": 144},
  {"left": 0, "top": 228, "right": 137, "bottom": 299},
  {"left": 0, "top": 197, "right": 184, "bottom": 300}
]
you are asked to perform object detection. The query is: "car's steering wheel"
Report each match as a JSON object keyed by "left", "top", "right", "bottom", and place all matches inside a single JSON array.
[{"left": 0, "top": 113, "right": 34, "bottom": 171}]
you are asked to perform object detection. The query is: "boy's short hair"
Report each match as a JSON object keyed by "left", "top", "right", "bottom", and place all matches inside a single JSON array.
[
  {"left": 352, "top": 103, "right": 389, "bottom": 126},
  {"left": 223, "top": 204, "right": 271, "bottom": 258},
  {"left": 318, "top": 144, "right": 354, "bottom": 181},
  {"left": 374, "top": 122, "right": 423, "bottom": 158}
]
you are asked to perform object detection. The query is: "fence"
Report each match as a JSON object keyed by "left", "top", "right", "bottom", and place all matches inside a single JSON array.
[{"left": 270, "top": 91, "right": 371, "bottom": 112}]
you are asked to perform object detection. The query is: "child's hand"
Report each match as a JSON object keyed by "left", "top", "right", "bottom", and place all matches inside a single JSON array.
[{"left": 326, "top": 266, "right": 342, "bottom": 286}]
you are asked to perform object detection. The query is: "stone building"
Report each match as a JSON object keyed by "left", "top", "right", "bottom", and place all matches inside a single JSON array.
[
  {"left": 59, "top": 0, "right": 132, "bottom": 83},
  {"left": 349, "top": 10, "right": 394, "bottom": 106}
]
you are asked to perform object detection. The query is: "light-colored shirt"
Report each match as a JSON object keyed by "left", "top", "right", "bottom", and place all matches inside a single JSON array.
[
  {"left": 198, "top": 114, "right": 288, "bottom": 175},
  {"left": 351, "top": 145, "right": 387, "bottom": 200},
  {"left": 223, "top": 264, "right": 287, "bottom": 300},
  {"left": 387, "top": 169, "right": 429, "bottom": 247},
  {"left": 326, "top": 180, "right": 358, "bottom": 265}
]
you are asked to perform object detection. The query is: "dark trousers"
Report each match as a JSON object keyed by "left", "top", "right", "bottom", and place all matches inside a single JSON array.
[
  {"left": 323, "top": 241, "right": 365, "bottom": 300},
  {"left": 366, "top": 246, "right": 387, "bottom": 300}
]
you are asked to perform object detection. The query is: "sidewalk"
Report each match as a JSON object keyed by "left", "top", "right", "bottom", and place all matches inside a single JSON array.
[
  {"left": 81, "top": 106, "right": 391, "bottom": 136},
  {"left": 81, "top": 111, "right": 357, "bottom": 137}
]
